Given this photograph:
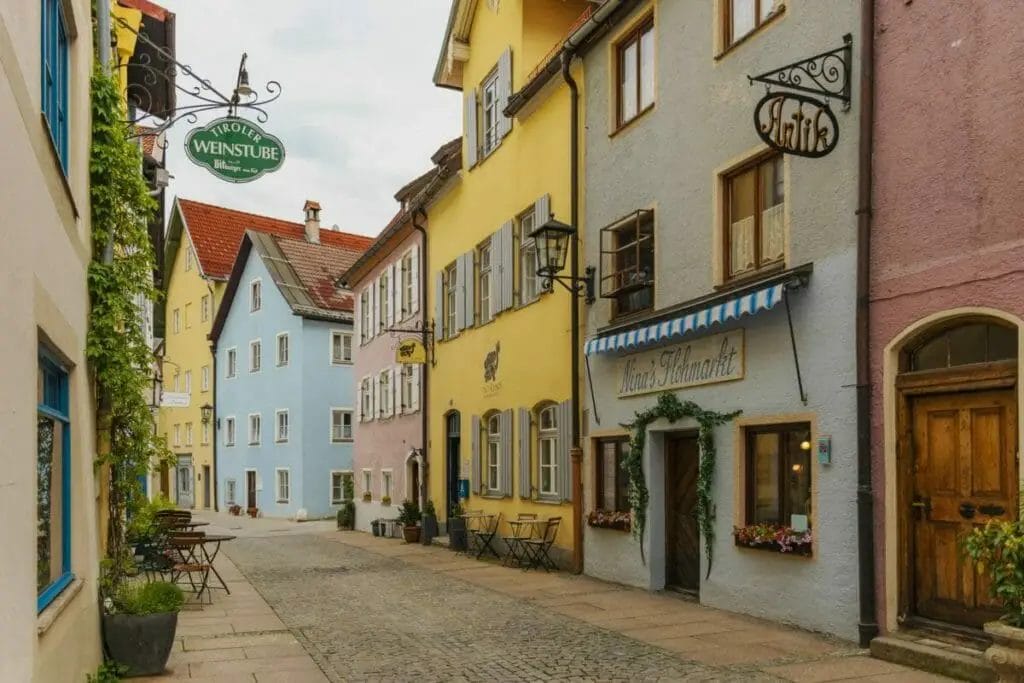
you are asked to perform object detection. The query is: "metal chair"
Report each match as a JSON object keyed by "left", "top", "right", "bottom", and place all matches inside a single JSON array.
[
  {"left": 470, "top": 512, "right": 502, "bottom": 560},
  {"left": 522, "top": 517, "right": 561, "bottom": 572},
  {"left": 503, "top": 513, "right": 537, "bottom": 567},
  {"left": 168, "top": 531, "right": 213, "bottom": 604}
]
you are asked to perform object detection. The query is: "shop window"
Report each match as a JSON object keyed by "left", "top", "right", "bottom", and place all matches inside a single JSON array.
[
  {"left": 616, "top": 16, "right": 655, "bottom": 128},
  {"left": 599, "top": 210, "right": 655, "bottom": 318},
  {"left": 595, "top": 438, "right": 630, "bottom": 513},
  {"left": 724, "top": 154, "right": 784, "bottom": 282},
  {"left": 744, "top": 423, "right": 812, "bottom": 527},
  {"left": 910, "top": 322, "right": 1018, "bottom": 371}
]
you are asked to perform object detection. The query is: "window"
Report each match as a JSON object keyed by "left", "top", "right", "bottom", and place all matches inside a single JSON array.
[
  {"left": 224, "top": 417, "right": 236, "bottom": 446},
  {"left": 478, "top": 242, "right": 492, "bottom": 324},
  {"left": 360, "top": 289, "right": 371, "bottom": 343},
  {"left": 201, "top": 294, "right": 210, "bottom": 322},
  {"left": 331, "top": 471, "right": 353, "bottom": 505},
  {"left": 201, "top": 365, "right": 210, "bottom": 392},
  {"left": 362, "top": 469, "right": 373, "bottom": 498},
  {"left": 173, "top": 372, "right": 179, "bottom": 392},
  {"left": 444, "top": 262, "right": 458, "bottom": 338},
  {"left": 382, "top": 470, "right": 393, "bottom": 500},
  {"left": 40, "top": 0, "right": 69, "bottom": 173},
  {"left": 37, "top": 350, "right": 71, "bottom": 609},
  {"left": 173, "top": 424, "right": 181, "bottom": 447},
  {"left": 595, "top": 438, "right": 630, "bottom": 513},
  {"left": 724, "top": 0, "right": 779, "bottom": 49},
  {"left": 248, "top": 414, "right": 261, "bottom": 445},
  {"left": 331, "top": 331, "right": 352, "bottom": 364},
  {"left": 250, "top": 340, "right": 261, "bottom": 373},
  {"left": 401, "top": 251, "right": 415, "bottom": 317},
  {"left": 172, "top": 308, "right": 180, "bottom": 334},
  {"left": 201, "top": 420, "right": 210, "bottom": 446},
  {"left": 331, "top": 409, "right": 353, "bottom": 442},
  {"left": 277, "top": 333, "right": 289, "bottom": 366},
  {"left": 400, "top": 365, "right": 415, "bottom": 413},
  {"left": 616, "top": 17, "right": 655, "bottom": 128},
  {"left": 910, "top": 321, "right": 1018, "bottom": 371},
  {"left": 276, "top": 469, "right": 290, "bottom": 503},
  {"left": 184, "top": 303, "right": 192, "bottom": 329},
  {"left": 486, "top": 413, "right": 501, "bottom": 493},
  {"left": 745, "top": 423, "right": 812, "bottom": 527},
  {"left": 226, "top": 349, "right": 237, "bottom": 378},
  {"left": 226, "top": 479, "right": 237, "bottom": 505},
  {"left": 378, "top": 370, "right": 391, "bottom": 418},
  {"left": 275, "top": 410, "right": 289, "bottom": 443},
  {"left": 600, "top": 210, "right": 655, "bottom": 318},
  {"left": 518, "top": 209, "right": 538, "bottom": 305},
  {"left": 481, "top": 69, "right": 501, "bottom": 157},
  {"left": 538, "top": 405, "right": 559, "bottom": 497},
  {"left": 725, "top": 153, "right": 785, "bottom": 281},
  {"left": 184, "top": 370, "right": 192, "bottom": 395},
  {"left": 185, "top": 422, "right": 193, "bottom": 447},
  {"left": 250, "top": 280, "right": 262, "bottom": 312},
  {"left": 360, "top": 377, "right": 373, "bottom": 422},
  {"left": 378, "top": 271, "right": 389, "bottom": 331},
  {"left": 185, "top": 248, "right": 193, "bottom": 271}
]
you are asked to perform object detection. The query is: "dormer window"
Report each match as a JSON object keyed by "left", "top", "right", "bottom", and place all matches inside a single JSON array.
[{"left": 464, "top": 48, "right": 512, "bottom": 168}]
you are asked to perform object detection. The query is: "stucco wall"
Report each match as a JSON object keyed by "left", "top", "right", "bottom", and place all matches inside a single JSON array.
[
  {"left": 581, "top": 0, "right": 862, "bottom": 640},
  {"left": 869, "top": 1, "right": 1024, "bottom": 633}
]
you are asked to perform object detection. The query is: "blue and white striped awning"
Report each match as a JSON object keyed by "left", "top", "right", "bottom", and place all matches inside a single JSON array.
[{"left": 584, "top": 283, "right": 786, "bottom": 356}]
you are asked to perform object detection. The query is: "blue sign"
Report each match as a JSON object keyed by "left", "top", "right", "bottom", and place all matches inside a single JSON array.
[{"left": 458, "top": 479, "right": 470, "bottom": 500}]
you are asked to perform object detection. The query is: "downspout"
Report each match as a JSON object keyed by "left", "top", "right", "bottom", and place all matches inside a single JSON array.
[
  {"left": 412, "top": 208, "right": 430, "bottom": 508},
  {"left": 561, "top": 51, "right": 584, "bottom": 575},
  {"left": 855, "top": 0, "right": 878, "bottom": 647},
  {"left": 207, "top": 281, "right": 219, "bottom": 512}
]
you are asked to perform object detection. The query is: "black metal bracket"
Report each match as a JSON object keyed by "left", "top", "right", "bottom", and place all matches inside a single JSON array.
[
  {"left": 384, "top": 320, "right": 436, "bottom": 368},
  {"left": 749, "top": 34, "right": 853, "bottom": 111},
  {"left": 540, "top": 266, "right": 596, "bottom": 304},
  {"left": 783, "top": 285, "right": 808, "bottom": 405}
]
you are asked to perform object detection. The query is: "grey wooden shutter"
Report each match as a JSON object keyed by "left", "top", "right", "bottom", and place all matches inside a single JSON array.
[
  {"left": 518, "top": 407, "right": 531, "bottom": 498},
  {"left": 454, "top": 255, "right": 466, "bottom": 332},
  {"left": 501, "top": 409, "right": 514, "bottom": 497},
  {"left": 489, "top": 229, "right": 502, "bottom": 313},
  {"left": 462, "top": 251, "right": 476, "bottom": 329},
  {"left": 499, "top": 220, "right": 514, "bottom": 313},
  {"left": 558, "top": 399, "right": 573, "bottom": 502},
  {"left": 410, "top": 245, "right": 420, "bottom": 315},
  {"left": 355, "top": 381, "right": 363, "bottom": 423},
  {"left": 369, "top": 278, "right": 377, "bottom": 338},
  {"left": 498, "top": 47, "right": 512, "bottom": 138},
  {"left": 410, "top": 365, "right": 421, "bottom": 412},
  {"left": 465, "top": 90, "right": 478, "bottom": 168},
  {"left": 534, "top": 193, "right": 552, "bottom": 227},
  {"left": 434, "top": 271, "right": 445, "bottom": 339},
  {"left": 471, "top": 415, "right": 481, "bottom": 495}
]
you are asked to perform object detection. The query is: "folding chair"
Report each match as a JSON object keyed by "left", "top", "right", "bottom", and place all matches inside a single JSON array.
[
  {"left": 457, "top": 510, "right": 483, "bottom": 557},
  {"left": 522, "top": 517, "right": 561, "bottom": 572},
  {"left": 503, "top": 513, "right": 537, "bottom": 567},
  {"left": 168, "top": 532, "right": 212, "bottom": 604},
  {"left": 470, "top": 513, "right": 502, "bottom": 560}
]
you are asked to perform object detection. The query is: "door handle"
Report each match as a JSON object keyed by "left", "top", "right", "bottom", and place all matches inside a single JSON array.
[
  {"left": 979, "top": 504, "right": 1005, "bottom": 516},
  {"left": 959, "top": 502, "right": 976, "bottom": 519},
  {"left": 911, "top": 497, "right": 931, "bottom": 517}
]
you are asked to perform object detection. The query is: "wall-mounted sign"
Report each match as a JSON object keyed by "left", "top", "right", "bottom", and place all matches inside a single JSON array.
[
  {"left": 754, "top": 92, "right": 839, "bottom": 158},
  {"left": 184, "top": 117, "right": 285, "bottom": 183},
  {"left": 396, "top": 339, "right": 427, "bottom": 365},
  {"left": 483, "top": 342, "right": 500, "bottom": 383},
  {"left": 616, "top": 330, "right": 744, "bottom": 398},
  {"left": 160, "top": 392, "right": 190, "bottom": 408}
]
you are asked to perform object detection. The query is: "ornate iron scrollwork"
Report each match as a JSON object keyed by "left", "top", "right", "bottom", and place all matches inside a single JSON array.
[{"left": 748, "top": 34, "right": 852, "bottom": 111}]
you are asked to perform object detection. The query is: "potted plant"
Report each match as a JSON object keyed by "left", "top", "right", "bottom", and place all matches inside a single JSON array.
[
  {"left": 371, "top": 519, "right": 382, "bottom": 537},
  {"left": 447, "top": 503, "right": 468, "bottom": 551},
  {"left": 397, "top": 499, "right": 422, "bottom": 543},
  {"left": 362, "top": 491, "right": 372, "bottom": 503},
  {"left": 964, "top": 520, "right": 1024, "bottom": 682},
  {"left": 732, "top": 523, "right": 814, "bottom": 556},
  {"left": 421, "top": 500, "right": 439, "bottom": 546},
  {"left": 381, "top": 495, "right": 392, "bottom": 507},
  {"left": 102, "top": 580, "right": 184, "bottom": 677}
]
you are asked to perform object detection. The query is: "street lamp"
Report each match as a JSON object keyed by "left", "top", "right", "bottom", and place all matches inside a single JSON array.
[
  {"left": 234, "top": 53, "right": 254, "bottom": 100},
  {"left": 530, "top": 218, "right": 595, "bottom": 303},
  {"left": 200, "top": 403, "right": 214, "bottom": 425}
]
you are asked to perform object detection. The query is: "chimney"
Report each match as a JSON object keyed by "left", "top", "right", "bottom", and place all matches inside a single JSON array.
[{"left": 303, "top": 200, "right": 321, "bottom": 243}]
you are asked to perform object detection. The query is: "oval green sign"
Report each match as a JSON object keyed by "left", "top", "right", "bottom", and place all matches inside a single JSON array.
[{"left": 184, "top": 117, "right": 285, "bottom": 183}]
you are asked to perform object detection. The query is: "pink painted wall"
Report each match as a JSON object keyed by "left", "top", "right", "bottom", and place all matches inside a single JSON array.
[{"left": 869, "top": 1, "right": 1024, "bottom": 631}]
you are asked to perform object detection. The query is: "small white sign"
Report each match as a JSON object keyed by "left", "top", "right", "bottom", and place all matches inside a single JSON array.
[{"left": 160, "top": 392, "right": 190, "bottom": 408}]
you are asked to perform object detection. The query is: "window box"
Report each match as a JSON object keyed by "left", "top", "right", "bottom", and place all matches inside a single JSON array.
[
  {"left": 381, "top": 495, "right": 392, "bottom": 507},
  {"left": 587, "top": 510, "right": 632, "bottom": 533},
  {"left": 362, "top": 491, "right": 372, "bottom": 503},
  {"left": 733, "top": 523, "right": 812, "bottom": 556}
]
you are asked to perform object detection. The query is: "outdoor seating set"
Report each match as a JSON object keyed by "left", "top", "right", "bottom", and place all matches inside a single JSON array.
[
  {"left": 459, "top": 511, "right": 561, "bottom": 571},
  {"left": 133, "top": 510, "right": 235, "bottom": 604}
]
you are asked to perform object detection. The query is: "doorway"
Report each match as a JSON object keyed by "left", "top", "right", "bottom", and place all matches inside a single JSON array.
[
  {"left": 246, "top": 470, "right": 257, "bottom": 509},
  {"left": 445, "top": 411, "right": 461, "bottom": 518},
  {"left": 176, "top": 455, "right": 194, "bottom": 508},
  {"left": 203, "top": 465, "right": 211, "bottom": 509},
  {"left": 665, "top": 433, "right": 700, "bottom": 594}
]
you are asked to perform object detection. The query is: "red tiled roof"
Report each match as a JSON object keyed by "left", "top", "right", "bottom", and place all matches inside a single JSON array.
[
  {"left": 177, "top": 198, "right": 374, "bottom": 280},
  {"left": 273, "top": 235, "right": 359, "bottom": 313}
]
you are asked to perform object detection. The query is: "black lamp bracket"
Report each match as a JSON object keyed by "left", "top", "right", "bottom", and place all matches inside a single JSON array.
[{"left": 539, "top": 266, "right": 596, "bottom": 304}]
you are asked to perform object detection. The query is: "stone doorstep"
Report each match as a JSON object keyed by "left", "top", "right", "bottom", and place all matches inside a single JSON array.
[{"left": 871, "top": 635, "right": 995, "bottom": 683}]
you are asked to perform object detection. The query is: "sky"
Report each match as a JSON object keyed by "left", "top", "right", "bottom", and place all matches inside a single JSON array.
[{"left": 159, "top": 0, "right": 460, "bottom": 237}]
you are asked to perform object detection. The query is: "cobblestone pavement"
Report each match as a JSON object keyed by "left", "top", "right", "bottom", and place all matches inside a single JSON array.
[{"left": 222, "top": 528, "right": 952, "bottom": 683}]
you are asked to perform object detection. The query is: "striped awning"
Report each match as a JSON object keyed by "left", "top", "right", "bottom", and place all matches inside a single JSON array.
[{"left": 584, "top": 283, "right": 786, "bottom": 356}]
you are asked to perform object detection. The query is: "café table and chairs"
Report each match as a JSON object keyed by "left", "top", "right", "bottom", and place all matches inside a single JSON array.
[
  {"left": 520, "top": 516, "right": 561, "bottom": 572},
  {"left": 503, "top": 513, "right": 540, "bottom": 567}
]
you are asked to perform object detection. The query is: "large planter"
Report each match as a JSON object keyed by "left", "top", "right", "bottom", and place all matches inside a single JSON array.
[
  {"left": 421, "top": 514, "right": 438, "bottom": 546},
  {"left": 447, "top": 517, "right": 467, "bottom": 551},
  {"left": 402, "top": 525, "right": 421, "bottom": 543},
  {"left": 985, "top": 620, "right": 1024, "bottom": 683},
  {"left": 102, "top": 612, "right": 178, "bottom": 677}
]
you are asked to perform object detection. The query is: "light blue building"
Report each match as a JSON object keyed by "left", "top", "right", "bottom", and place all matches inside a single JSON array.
[{"left": 211, "top": 212, "right": 369, "bottom": 519}]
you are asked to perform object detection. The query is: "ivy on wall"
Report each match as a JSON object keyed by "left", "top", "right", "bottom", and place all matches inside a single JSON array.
[{"left": 623, "top": 392, "right": 740, "bottom": 577}]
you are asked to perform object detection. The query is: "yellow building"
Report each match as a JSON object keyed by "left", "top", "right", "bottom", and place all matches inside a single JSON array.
[{"left": 426, "top": 0, "right": 591, "bottom": 564}]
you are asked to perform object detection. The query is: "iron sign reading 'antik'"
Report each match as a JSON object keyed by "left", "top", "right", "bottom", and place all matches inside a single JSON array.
[{"left": 185, "top": 117, "right": 285, "bottom": 183}]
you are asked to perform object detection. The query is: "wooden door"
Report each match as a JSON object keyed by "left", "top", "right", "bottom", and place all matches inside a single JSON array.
[
  {"left": 203, "top": 465, "right": 211, "bottom": 509},
  {"left": 665, "top": 435, "right": 700, "bottom": 591},
  {"left": 911, "top": 389, "right": 1018, "bottom": 627},
  {"left": 246, "top": 471, "right": 257, "bottom": 509}
]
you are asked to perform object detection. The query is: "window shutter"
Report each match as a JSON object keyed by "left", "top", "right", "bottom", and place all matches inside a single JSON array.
[
  {"left": 534, "top": 194, "right": 552, "bottom": 228},
  {"left": 356, "top": 383, "right": 362, "bottom": 423},
  {"left": 518, "top": 407, "right": 530, "bottom": 498},
  {"left": 462, "top": 251, "right": 476, "bottom": 329},
  {"left": 464, "top": 90, "right": 478, "bottom": 168},
  {"left": 370, "top": 277, "right": 378, "bottom": 337},
  {"left": 454, "top": 256, "right": 466, "bottom": 332},
  {"left": 434, "top": 271, "right": 445, "bottom": 339},
  {"left": 558, "top": 399, "right": 573, "bottom": 502},
  {"left": 500, "top": 220, "right": 514, "bottom": 313},
  {"left": 410, "top": 245, "right": 420, "bottom": 314},
  {"left": 371, "top": 376, "right": 379, "bottom": 420},
  {"left": 354, "top": 290, "right": 362, "bottom": 343},
  {"left": 502, "top": 408, "right": 514, "bottom": 497},
  {"left": 498, "top": 47, "right": 513, "bottom": 139},
  {"left": 411, "top": 365, "right": 421, "bottom": 412},
  {"left": 387, "top": 264, "right": 396, "bottom": 328},
  {"left": 489, "top": 230, "right": 502, "bottom": 314},
  {"left": 471, "top": 415, "right": 481, "bottom": 495}
]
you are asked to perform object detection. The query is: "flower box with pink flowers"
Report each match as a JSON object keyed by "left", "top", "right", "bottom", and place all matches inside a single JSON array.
[
  {"left": 733, "top": 523, "right": 813, "bottom": 556},
  {"left": 587, "top": 510, "right": 632, "bottom": 532}
]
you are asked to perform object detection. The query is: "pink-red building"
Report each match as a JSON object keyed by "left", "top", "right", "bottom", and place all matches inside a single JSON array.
[{"left": 870, "top": 1, "right": 1024, "bottom": 642}]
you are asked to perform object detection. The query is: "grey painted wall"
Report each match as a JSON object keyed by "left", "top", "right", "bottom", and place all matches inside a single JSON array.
[{"left": 581, "top": 0, "right": 862, "bottom": 640}]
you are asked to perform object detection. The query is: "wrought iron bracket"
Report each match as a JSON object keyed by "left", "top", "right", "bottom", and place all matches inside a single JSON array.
[
  {"left": 749, "top": 34, "right": 853, "bottom": 111},
  {"left": 384, "top": 320, "right": 436, "bottom": 368},
  {"left": 540, "top": 266, "right": 596, "bottom": 304}
]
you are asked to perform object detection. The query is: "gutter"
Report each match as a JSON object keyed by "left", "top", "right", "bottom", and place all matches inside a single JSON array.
[
  {"left": 206, "top": 280, "right": 219, "bottom": 513},
  {"left": 412, "top": 208, "right": 430, "bottom": 507},
  {"left": 855, "top": 0, "right": 879, "bottom": 647}
]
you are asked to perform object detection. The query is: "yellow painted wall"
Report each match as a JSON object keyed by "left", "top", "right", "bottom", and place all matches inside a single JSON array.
[
  {"left": 427, "top": 1, "right": 588, "bottom": 553},
  {"left": 111, "top": 2, "right": 142, "bottom": 100}
]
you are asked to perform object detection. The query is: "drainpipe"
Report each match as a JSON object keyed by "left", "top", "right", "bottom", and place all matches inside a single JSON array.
[
  {"left": 561, "top": 51, "right": 584, "bottom": 575},
  {"left": 207, "top": 281, "right": 219, "bottom": 512},
  {"left": 855, "top": 0, "right": 878, "bottom": 647},
  {"left": 97, "top": 0, "right": 111, "bottom": 72},
  {"left": 412, "top": 208, "right": 430, "bottom": 508}
]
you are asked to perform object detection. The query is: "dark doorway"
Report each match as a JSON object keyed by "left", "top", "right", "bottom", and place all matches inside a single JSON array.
[
  {"left": 445, "top": 411, "right": 461, "bottom": 519},
  {"left": 665, "top": 434, "right": 700, "bottom": 593},
  {"left": 246, "top": 470, "right": 257, "bottom": 509},
  {"left": 159, "top": 462, "right": 169, "bottom": 497},
  {"left": 203, "top": 465, "right": 211, "bottom": 509}
]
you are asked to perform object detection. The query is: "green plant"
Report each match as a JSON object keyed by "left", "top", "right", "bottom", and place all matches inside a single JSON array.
[
  {"left": 450, "top": 502, "right": 464, "bottom": 518},
  {"left": 964, "top": 520, "right": 1024, "bottom": 627},
  {"left": 397, "top": 499, "right": 422, "bottom": 527},
  {"left": 381, "top": 495, "right": 392, "bottom": 506},
  {"left": 624, "top": 392, "right": 739, "bottom": 576},
  {"left": 126, "top": 494, "right": 175, "bottom": 542},
  {"left": 423, "top": 500, "right": 437, "bottom": 517},
  {"left": 111, "top": 581, "right": 185, "bottom": 616},
  {"left": 336, "top": 501, "right": 355, "bottom": 529},
  {"left": 88, "top": 660, "right": 128, "bottom": 682}
]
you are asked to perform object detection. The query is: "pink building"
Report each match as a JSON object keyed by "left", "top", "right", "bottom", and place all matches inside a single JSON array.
[{"left": 870, "top": 0, "right": 1024, "bottom": 647}]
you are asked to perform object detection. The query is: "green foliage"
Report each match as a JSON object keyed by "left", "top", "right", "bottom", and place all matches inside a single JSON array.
[
  {"left": 88, "top": 66, "right": 172, "bottom": 598},
  {"left": 127, "top": 494, "right": 175, "bottom": 542},
  {"left": 964, "top": 520, "right": 1024, "bottom": 627},
  {"left": 336, "top": 501, "right": 355, "bottom": 529},
  {"left": 88, "top": 660, "right": 128, "bottom": 682},
  {"left": 423, "top": 499, "right": 437, "bottom": 518},
  {"left": 112, "top": 581, "right": 185, "bottom": 616},
  {"left": 623, "top": 392, "right": 740, "bottom": 576},
  {"left": 397, "top": 499, "right": 422, "bottom": 527}
]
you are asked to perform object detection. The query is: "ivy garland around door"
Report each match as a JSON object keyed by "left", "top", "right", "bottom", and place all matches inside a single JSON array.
[{"left": 623, "top": 392, "right": 740, "bottom": 578}]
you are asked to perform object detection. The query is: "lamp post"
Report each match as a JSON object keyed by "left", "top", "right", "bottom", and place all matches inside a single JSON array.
[{"left": 530, "top": 218, "right": 595, "bottom": 304}]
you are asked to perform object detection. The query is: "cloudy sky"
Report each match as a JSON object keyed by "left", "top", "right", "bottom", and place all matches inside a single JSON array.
[{"left": 160, "top": 0, "right": 460, "bottom": 237}]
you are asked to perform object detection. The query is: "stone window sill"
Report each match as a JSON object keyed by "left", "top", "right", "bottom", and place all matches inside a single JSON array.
[{"left": 37, "top": 577, "right": 84, "bottom": 637}]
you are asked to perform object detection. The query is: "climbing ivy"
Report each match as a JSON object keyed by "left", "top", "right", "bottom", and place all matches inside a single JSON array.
[
  {"left": 623, "top": 393, "right": 740, "bottom": 577},
  {"left": 87, "top": 66, "right": 171, "bottom": 593}
]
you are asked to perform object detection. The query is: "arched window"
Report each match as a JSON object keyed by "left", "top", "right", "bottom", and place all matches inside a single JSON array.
[
  {"left": 486, "top": 412, "right": 501, "bottom": 493},
  {"left": 910, "top": 321, "right": 1017, "bottom": 371},
  {"left": 537, "top": 404, "right": 559, "bottom": 497}
]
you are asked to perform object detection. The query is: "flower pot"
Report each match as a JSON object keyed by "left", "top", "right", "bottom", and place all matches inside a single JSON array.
[
  {"left": 447, "top": 517, "right": 467, "bottom": 551},
  {"left": 371, "top": 520, "right": 381, "bottom": 537},
  {"left": 985, "top": 620, "right": 1024, "bottom": 683},
  {"left": 421, "top": 514, "right": 438, "bottom": 545},
  {"left": 402, "top": 525, "right": 421, "bottom": 544},
  {"left": 102, "top": 612, "right": 178, "bottom": 677}
]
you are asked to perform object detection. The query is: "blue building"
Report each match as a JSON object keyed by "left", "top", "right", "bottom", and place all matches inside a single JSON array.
[{"left": 211, "top": 206, "right": 370, "bottom": 519}]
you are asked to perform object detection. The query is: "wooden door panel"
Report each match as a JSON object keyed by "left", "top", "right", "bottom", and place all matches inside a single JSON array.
[
  {"left": 970, "top": 408, "right": 1006, "bottom": 498},
  {"left": 665, "top": 435, "right": 700, "bottom": 591}
]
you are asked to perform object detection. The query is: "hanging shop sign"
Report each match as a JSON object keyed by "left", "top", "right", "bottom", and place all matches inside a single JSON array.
[
  {"left": 396, "top": 339, "right": 427, "bottom": 365},
  {"left": 184, "top": 117, "right": 285, "bottom": 183},
  {"left": 160, "top": 391, "right": 190, "bottom": 408},
  {"left": 616, "top": 330, "right": 744, "bottom": 398},
  {"left": 748, "top": 35, "right": 852, "bottom": 159}
]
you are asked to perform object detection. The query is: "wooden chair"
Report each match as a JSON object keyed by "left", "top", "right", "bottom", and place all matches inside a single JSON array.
[{"left": 168, "top": 532, "right": 212, "bottom": 604}]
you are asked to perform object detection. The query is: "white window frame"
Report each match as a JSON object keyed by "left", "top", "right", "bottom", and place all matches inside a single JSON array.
[
  {"left": 481, "top": 69, "right": 501, "bottom": 157},
  {"left": 173, "top": 308, "right": 180, "bottom": 334},
  {"left": 400, "top": 365, "right": 415, "bottom": 414},
  {"left": 248, "top": 413, "right": 261, "bottom": 446},
  {"left": 331, "top": 331, "right": 353, "bottom": 365},
  {"left": 201, "top": 294, "right": 210, "bottom": 322},
  {"left": 378, "top": 370, "right": 391, "bottom": 419},
  {"left": 330, "top": 470, "right": 353, "bottom": 506},
  {"left": 378, "top": 272, "right": 389, "bottom": 332},
  {"left": 486, "top": 413, "right": 501, "bottom": 493},
  {"left": 224, "top": 417, "right": 236, "bottom": 446},
  {"left": 400, "top": 251, "right": 414, "bottom": 319},
  {"left": 276, "top": 332, "right": 289, "bottom": 367},
  {"left": 330, "top": 408, "right": 353, "bottom": 443},
  {"left": 185, "top": 422, "right": 193, "bottom": 447},
  {"left": 173, "top": 372, "right": 180, "bottom": 392},
  {"left": 250, "top": 278, "right": 262, "bottom": 312},
  {"left": 538, "top": 404, "right": 559, "bottom": 497},
  {"left": 518, "top": 209, "right": 538, "bottom": 305},
  {"left": 173, "top": 423, "right": 181, "bottom": 447},
  {"left": 275, "top": 468, "right": 290, "bottom": 503},
  {"left": 249, "top": 339, "right": 262, "bottom": 373},
  {"left": 360, "top": 376, "right": 373, "bottom": 422},
  {"left": 201, "top": 365, "right": 210, "bottom": 392},
  {"left": 360, "top": 289, "right": 372, "bottom": 343},
  {"left": 478, "top": 241, "right": 492, "bottom": 324},
  {"left": 381, "top": 469, "right": 393, "bottom": 500},
  {"left": 275, "top": 409, "right": 289, "bottom": 443},
  {"left": 226, "top": 348, "right": 237, "bottom": 379},
  {"left": 184, "top": 370, "right": 192, "bottom": 394},
  {"left": 184, "top": 303, "right": 192, "bottom": 329},
  {"left": 444, "top": 263, "right": 458, "bottom": 338},
  {"left": 362, "top": 469, "right": 373, "bottom": 499},
  {"left": 185, "top": 247, "right": 193, "bottom": 271}
]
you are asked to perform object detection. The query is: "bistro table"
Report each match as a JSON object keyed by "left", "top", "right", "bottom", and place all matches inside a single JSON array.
[
  {"left": 168, "top": 532, "right": 236, "bottom": 600},
  {"left": 504, "top": 518, "right": 548, "bottom": 568},
  {"left": 464, "top": 512, "right": 502, "bottom": 560},
  {"left": 197, "top": 534, "right": 236, "bottom": 594}
]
